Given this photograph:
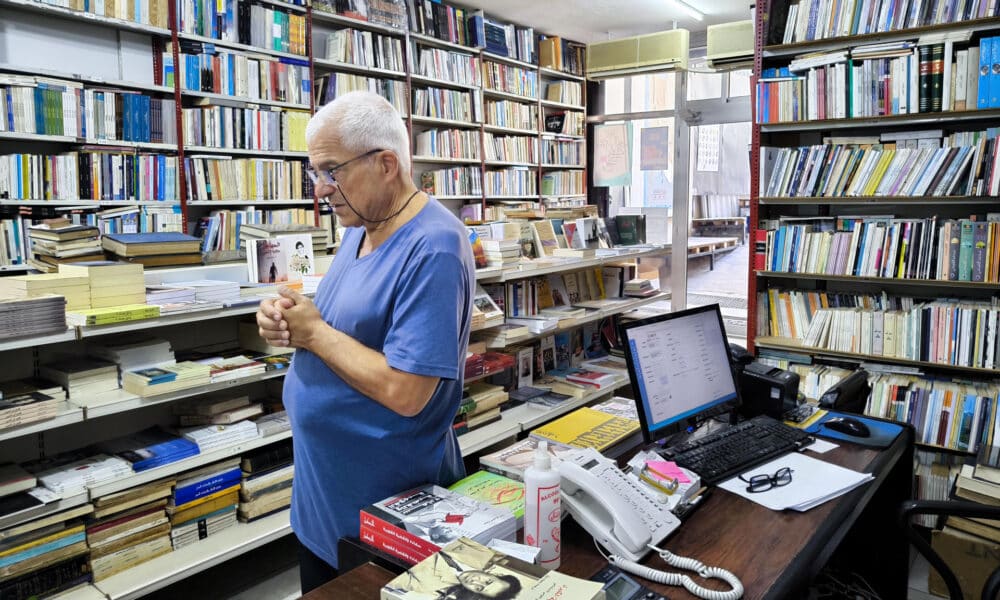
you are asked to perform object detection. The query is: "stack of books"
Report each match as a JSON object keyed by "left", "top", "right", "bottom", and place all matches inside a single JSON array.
[
  {"left": 480, "top": 238, "right": 520, "bottom": 268},
  {"left": 65, "top": 303, "right": 162, "bottom": 327},
  {"left": 238, "top": 222, "right": 327, "bottom": 255},
  {"left": 476, "top": 322, "right": 529, "bottom": 347},
  {"left": 0, "top": 502, "right": 94, "bottom": 599},
  {"left": 122, "top": 362, "right": 212, "bottom": 397},
  {"left": 359, "top": 483, "right": 518, "bottom": 565},
  {"left": 161, "top": 280, "right": 241, "bottom": 306},
  {"left": 32, "top": 454, "right": 133, "bottom": 497},
  {"left": 85, "top": 478, "right": 175, "bottom": 581},
  {"left": 144, "top": 285, "right": 196, "bottom": 306},
  {"left": 0, "top": 518, "right": 89, "bottom": 589},
  {"left": 0, "top": 296, "right": 67, "bottom": 340},
  {"left": 0, "top": 380, "right": 64, "bottom": 432},
  {"left": 90, "top": 336, "right": 176, "bottom": 382},
  {"left": 530, "top": 406, "right": 641, "bottom": 459},
  {"left": 472, "top": 285, "right": 505, "bottom": 329},
  {"left": 380, "top": 537, "right": 605, "bottom": 600},
  {"left": 38, "top": 357, "right": 120, "bottom": 399},
  {"left": 179, "top": 420, "right": 259, "bottom": 453},
  {"left": 0, "top": 464, "right": 35, "bottom": 498},
  {"left": 478, "top": 437, "right": 577, "bottom": 482},
  {"left": 623, "top": 278, "right": 657, "bottom": 298},
  {"left": 57, "top": 262, "right": 146, "bottom": 309},
  {"left": 455, "top": 382, "right": 508, "bottom": 435},
  {"left": 0, "top": 273, "right": 90, "bottom": 311},
  {"left": 195, "top": 354, "right": 267, "bottom": 384},
  {"left": 173, "top": 394, "right": 263, "bottom": 427},
  {"left": 165, "top": 459, "right": 242, "bottom": 545},
  {"left": 253, "top": 410, "right": 291, "bottom": 437},
  {"left": 167, "top": 459, "right": 241, "bottom": 549},
  {"left": 99, "top": 428, "right": 201, "bottom": 473},
  {"left": 27, "top": 225, "right": 103, "bottom": 272},
  {"left": 945, "top": 444, "right": 1000, "bottom": 543},
  {"left": 238, "top": 440, "right": 294, "bottom": 523},
  {"left": 100, "top": 232, "right": 203, "bottom": 267}
]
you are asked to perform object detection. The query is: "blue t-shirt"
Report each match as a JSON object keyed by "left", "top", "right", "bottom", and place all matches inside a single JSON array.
[{"left": 283, "top": 198, "right": 474, "bottom": 568}]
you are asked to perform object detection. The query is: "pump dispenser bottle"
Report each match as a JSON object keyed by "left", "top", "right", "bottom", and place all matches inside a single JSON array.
[{"left": 522, "top": 440, "right": 561, "bottom": 569}]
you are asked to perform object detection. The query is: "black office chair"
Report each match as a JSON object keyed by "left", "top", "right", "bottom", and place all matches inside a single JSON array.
[{"left": 898, "top": 499, "right": 1000, "bottom": 600}]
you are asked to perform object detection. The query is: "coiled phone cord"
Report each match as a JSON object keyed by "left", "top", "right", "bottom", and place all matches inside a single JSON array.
[{"left": 607, "top": 543, "right": 744, "bottom": 600}]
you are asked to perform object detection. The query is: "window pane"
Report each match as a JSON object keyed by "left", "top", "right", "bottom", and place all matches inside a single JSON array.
[
  {"left": 728, "top": 69, "right": 751, "bottom": 97},
  {"left": 602, "top": 77, "right": 626, "bottom": 114},
  {"left": 629, "top": 73, "right": 675, "bottom": 112}
]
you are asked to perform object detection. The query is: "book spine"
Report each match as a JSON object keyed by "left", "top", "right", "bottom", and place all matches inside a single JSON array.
[
  {"left": 358, "top": 524, "right": 431, "bottom": 566},
  {"left": 358, "top": 509, "right": 441, "bottom": 559}
]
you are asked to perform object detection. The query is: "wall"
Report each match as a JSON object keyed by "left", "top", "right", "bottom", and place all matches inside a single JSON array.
[{"left": 690, "top": 121, "right": 751, "bottom": 196}]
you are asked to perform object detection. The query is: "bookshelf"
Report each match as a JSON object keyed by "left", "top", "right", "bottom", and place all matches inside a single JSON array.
[{"left": 749, "top": 0, "right": 1000, "bottom": 462}]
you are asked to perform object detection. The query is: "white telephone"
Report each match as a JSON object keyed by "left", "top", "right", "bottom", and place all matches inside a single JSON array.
[
  {"left": 557, "top": 447, "right": 680, "bottom": 562},
  {"left": 559, "top": 448, "right": 744, "bottom": 600}
]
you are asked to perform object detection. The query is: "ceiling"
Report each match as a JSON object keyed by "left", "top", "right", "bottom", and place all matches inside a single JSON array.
[{"left": 458, "top": 0, "right": 753, "bottom": 45}]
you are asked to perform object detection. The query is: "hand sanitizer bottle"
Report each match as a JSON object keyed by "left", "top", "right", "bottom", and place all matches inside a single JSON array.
[{"left": 523, "top": 440, "right": 561, "bottom": 569}]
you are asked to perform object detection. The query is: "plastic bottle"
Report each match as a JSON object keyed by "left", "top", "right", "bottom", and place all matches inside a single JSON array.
[{"left": 522, "top": 440, "right": 561, "bottom": 569}]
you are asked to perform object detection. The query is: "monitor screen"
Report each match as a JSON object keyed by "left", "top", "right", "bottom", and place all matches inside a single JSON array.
[{"left": 618, "top": 304, "right": 741, "bottom": 444}]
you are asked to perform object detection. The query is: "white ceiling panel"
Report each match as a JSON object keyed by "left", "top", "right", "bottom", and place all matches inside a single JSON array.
[{"left": 459, "top": 0, "right": 753, "bottom": 44}]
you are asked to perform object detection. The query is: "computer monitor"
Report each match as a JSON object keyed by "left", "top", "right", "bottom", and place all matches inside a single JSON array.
[{"left": 619, "top": 304, "right": 742, "bottom": 445}]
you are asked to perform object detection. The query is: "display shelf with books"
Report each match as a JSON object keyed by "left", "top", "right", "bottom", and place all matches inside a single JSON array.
[
  {"left": 174, "top": 33, "right": 307, "bottom": 63},
  {"left": 185, "top": 200, "right": 316, "bottom": 206},
  {"left": 92, "top": 509, "right": 290, "bottom": 600},
  {"left": 412, "top": 156, "right": 482, "bottom": 165},
  {"left": 312, "top": 58, "right": 406, "bottom": 79},
  {"left": 310, "top": 7, "right": 403, "bottom": 35},
  {"left": 479, "top": 245, "right": 671, "bottom": 283},
  {"left": 410, "top": 115, "right": 482, "bottom": 129},
  {"left": 178, "top": 90, "right": 311, "bottom": 111},
  {"left": 0, "top": 488, "right": 90, "bottom": 531},
  {"left": 408, "top": 31, "right": 475, "bottom": 54},
  {"left": 484, "top": 124, "right": 538, "bottom": 136},
  {"left": 75, "top": 370, "right": 287, "bottom": 419},
  {"left": 180, "top": 146, "right": 309, "bottom": 159},
  {"left": 0, "top": 328, "right": 77, "bottom": 353},
  {"left": 749, "top": 0, "right": 1000, "bottom": 464},
  {"left": 86, "top": 430, "right": 292, "bottom": 499}
]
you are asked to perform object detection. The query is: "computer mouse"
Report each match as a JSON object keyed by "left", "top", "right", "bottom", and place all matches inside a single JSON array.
[{"left": 823, "top": 416, "right": 871, "bottom": 438}]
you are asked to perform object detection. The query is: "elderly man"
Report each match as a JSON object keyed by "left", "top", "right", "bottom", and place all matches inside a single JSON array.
[{"left": 256, "top": 91, "right": 475, "bottom": 593}]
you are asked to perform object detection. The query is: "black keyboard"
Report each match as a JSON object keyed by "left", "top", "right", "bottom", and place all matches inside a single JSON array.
[{"left": 658, "top": 415, "right": 815, "bottom": 485}]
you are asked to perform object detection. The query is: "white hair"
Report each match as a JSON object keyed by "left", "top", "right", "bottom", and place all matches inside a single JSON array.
[{"left": 306, "top": 91, "right": 411, "bottom": 175}]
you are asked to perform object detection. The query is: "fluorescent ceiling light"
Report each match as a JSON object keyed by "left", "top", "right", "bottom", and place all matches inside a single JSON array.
[{"left": 672, "top": 0, "right": 704, "bottom": 20}]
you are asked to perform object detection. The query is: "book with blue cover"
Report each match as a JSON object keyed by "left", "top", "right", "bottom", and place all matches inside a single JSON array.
[
  {"left": 101, "top": 232, "right": 202, "bottom": 257},
  {"left": 99, "top": 427, "right": 200, "bottom": 472}
]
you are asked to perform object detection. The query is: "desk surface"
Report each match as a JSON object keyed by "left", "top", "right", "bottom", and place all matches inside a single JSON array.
[{"left": 305, "top": 428, "right": 913, "bottom": 600}]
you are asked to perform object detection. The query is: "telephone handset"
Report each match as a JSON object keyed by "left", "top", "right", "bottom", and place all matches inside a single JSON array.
[{"left": 557, "top": 448, "right": 680, "bottom": 562}]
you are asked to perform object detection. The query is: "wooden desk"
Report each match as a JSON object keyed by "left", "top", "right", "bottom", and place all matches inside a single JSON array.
[{"left": 306, "top": 428, "right": 913, "bottom": 600}]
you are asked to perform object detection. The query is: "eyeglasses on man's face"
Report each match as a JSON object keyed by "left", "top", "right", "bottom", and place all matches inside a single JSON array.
[
  {"left": 305, "top": 148, "right": 384, "bottom": 187},
  {"left": 738, "top": 466, "right": 793, "bottom": 493}
]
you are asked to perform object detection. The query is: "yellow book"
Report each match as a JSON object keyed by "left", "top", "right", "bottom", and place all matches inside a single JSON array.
[
  {"left": 863, "top": 150, "right": 895, "bottom": 196},
  {"left": 530, "top": 407, "right": 639, "bottom": 453},
  {"left": 0, "top": 524, "right": 85, "bottom": 559},
  {"left": 67, "top": 304, "right": 161, "bottom": 326},
  {"left": 168, "top": 488, "right": 240, "bottom": 524}
]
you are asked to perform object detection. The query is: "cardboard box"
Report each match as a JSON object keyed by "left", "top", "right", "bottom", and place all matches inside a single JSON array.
[{"left": 928, "top": 527, "right": 1000, "bottom": 600}]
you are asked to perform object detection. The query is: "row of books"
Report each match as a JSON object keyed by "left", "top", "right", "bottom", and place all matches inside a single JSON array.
[
  {"left": 545, "top": 81, "right": 583, "bottom": 106},
  {"left": 546, "top": 111, "right": 585, "bottom": 136},
  {"left": 183, "top": 156, "right": 312, "bottom": 202},
  {"left": 761, "top": 216, "right": 1000, "bottom": 283},
  {"left": 414, "top": 128, "right": 480, "bottom": 160},
  {"left": 482, "top": 62, "right": 538, "bottom": 98},
  {"left": 864, "top": 372, "right": 999, "bottom": 452},
  {"left": 0, "top": 152, "right": 179, "bottom": 202},
  {"left": 31, "top": 0, "right": 170, "bottom": 28},
  {"left": 195, "top": 208, "right": 321, "bottom": 253},
  {"left": 412, "top": 47, "right": 481, "bottom": 87},
  {"left": 484, "top": 99, "right": 537, "bottom": 131},
  {"left": 411, "top": 86, "right": 481, "bottom": 122},
  {"left": 484, "top": 167, "right": 536, "bottom": 196},
  {"left": 759, "top": 287, "right": 1000, "bottom": 371},
  {"left": 0, "top": 77, "right": 177, "bottom": 143},
  {"left": 757, "top": 37, "right": 1000, "bottom": 123},
  {"left": 538, "top": 35, "right": 586, "bottom": 76},
  {"left": 772, "top": 0, "right": 1000, "bottom": 44},
  {"left": 313, "top": 73, "right": 407, "bottom": 114},
  {"left": 419, "top": 165, "right": 482, "bottom": 197},
  {"left": 324, "top": 28, "right": 406, "bottom": 74},
  {"left": 167, "top": 43, "right": 312, "bottom": 106},
  {"left": 541, "top": 137, "right": 584, "bottom": 166},
  {"left": 541, "top": 170, "right": 585, "bottom": 196},
  {"left": 176, "top": 0, "right": 308, "bottom": 56},
  {"left": 180, "top": 105, "right": 310, "bottom": 152},
  {"left": 483, "top": 132, "right": 536, "bottom": 163},
  {"left": 762, "top": 131, "right": 1000, "bottom": 198}
]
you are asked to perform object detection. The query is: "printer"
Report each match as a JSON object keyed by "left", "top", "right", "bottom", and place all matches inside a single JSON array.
[{"left": 738, "top": 362, "right": 800, "bottom": 419}]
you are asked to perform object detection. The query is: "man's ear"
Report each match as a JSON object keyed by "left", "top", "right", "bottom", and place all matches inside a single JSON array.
[{"left": 378, "top": 150, "right": 400, "bottom": 180}]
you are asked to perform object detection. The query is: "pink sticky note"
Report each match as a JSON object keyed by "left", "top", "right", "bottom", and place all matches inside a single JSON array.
[{"left": 645, "top": 460, "right": 691, "bottom": 484}]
